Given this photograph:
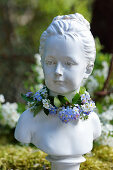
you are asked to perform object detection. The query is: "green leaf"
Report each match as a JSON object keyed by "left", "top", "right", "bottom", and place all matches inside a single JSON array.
[
  {"left": 21, "top": 93, "right": 33, "bottom": 102},
  {"left": 96, "top": 102, "right": 103, "bottom": 114},
  {"left": 76, "top": 98, "right": 82, "bottom": 105},
  {"left": 36, "top": 101, "right": 43, "bottom": 106},
  {"left": 110, "top": 120, "right": 113, "bottom": 125},
  {"left": 79, "top": 87, "right": 86, "bottom": 95},
  {"left": 48, "top": 96, "right": 54, "bottom": 105},
  {"left": 43, "top": 108, "right": 49, "bottom": 116},
  {"left": 32, "top": 105, "right": 42, "bottom": 116},
  {"left": 83, "top": 115, "right": 88, "bottom": 120},
  {"left": 54, "top": 97, "right": 62, "bottom": 107},
  {"left": 58, "top": 95, "right": 69, "bottom": 104},
  {"left": 72, "top": 93, "right": 81, "bottom": 104}
]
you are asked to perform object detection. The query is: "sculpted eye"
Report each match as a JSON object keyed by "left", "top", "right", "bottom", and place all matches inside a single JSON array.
[
  {"left": 66, "top": 62, "right": 73, "bottom": 66},
  {"left": 65, "top": 61, "right": 76, "bottom": 66},
  {"left": 46, "top": 60, "right": 56, "bottom": 65}
]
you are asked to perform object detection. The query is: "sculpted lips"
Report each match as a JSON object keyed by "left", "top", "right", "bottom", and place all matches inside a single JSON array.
[{"left": 54, "top": 80, "right": 64, "bottom": 84}]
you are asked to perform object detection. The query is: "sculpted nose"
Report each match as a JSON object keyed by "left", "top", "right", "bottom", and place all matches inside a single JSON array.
[{"left": 55, "top": 63, "right": 63, "bottom": 76}]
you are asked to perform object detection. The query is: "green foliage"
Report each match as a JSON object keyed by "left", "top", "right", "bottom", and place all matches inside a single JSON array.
[
  {"left": 85, "top": 38, "right": 112, "bottom": 95},
  {"left": 79, "top": 87, "right": 86, "bottom": 95},
  {"left": 94, "top": 38, "right": 112, "bottom": 70},
  {"left": 94, "top": 38, "right": 113, "bottom": 93},
  {"left": 0, "top": 144, "right": 112, "bottom": 169},
  {"left": 38, "top": 0, "right": 74, "bottom": 14},
  {"left": 72, "top": 93, "right": 81, "bottom": 104},
  {"left": 54, "top": 97, "right": 62, "bottom": 107},
  {"left": 21, "top": 94, "right": 34, "bottom": 102},
  {"left": 43, "top": 108, "right": 49, "bottom": 116},
  {"left": 96, "top": 102, "right": 103, "bottom": 114},
  {"left": 57, "top": 95, "right": 69, "bottom": 104},
  {"left": 71, "top": 87, "right": 86, "bottom": 105},
  {"left": 38, "top": 0, "right": 92, "bottom": 21},
  {"left": 17, "top": 103, "right": 26, "bottom": 114},
  {"left": 0, "top": 0, "right": 93, "bottom": 56},
  {"left": 32, "top": 104, "right": 43, "bottom": 117}
]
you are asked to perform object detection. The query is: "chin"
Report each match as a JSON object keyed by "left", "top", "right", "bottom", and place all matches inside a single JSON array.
[{"left": 50, "top": 87, "right": 71, "bottom": 95}]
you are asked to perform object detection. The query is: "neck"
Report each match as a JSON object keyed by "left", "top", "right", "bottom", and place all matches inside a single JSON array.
[{"left": 49, "top": 88, "right": 80, "bottom": 103}]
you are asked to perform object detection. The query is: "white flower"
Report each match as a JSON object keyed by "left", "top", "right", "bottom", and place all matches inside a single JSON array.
[
  {"left": 110, "top": 93, "right": 113, "bottom": 99},
  {"left": 40, "top": 88, "right": 47, "bottom": 94},
  {"left": 100, "top": 112, "right": 113, "bottom": 121},
  {"left": 34, "top": 53, "right": 41, "bottom": 66},
  {"left": 0, "top": 94, "right": 5, "bottom": 103},
  {"left": 102, "top": 136, "right": 113, "bottom": 147},
  {"left": 27, "top": 102, "right": 34, "bottom": 107},
  {"left": 73, "top": 107, "right": 79, "bottom": 113},
  {"left": 81, "top": 94, "right": 86, "bottom": 99},
  {"left": 100, "top": 105, "right": 113, "bottom": 121},
  {"left": 102, "top": 61, "right": 109, "bottom": 79},
  {"left": 97, "top": 133, "right": 113, "bottom": 147},
  {"left": 74, "top": 104, "right": 79, "bottom": 107},
  {"left": 89, "top": 101, "right": 96, "bottom": 109},
  {"left": 105, "top": 124, "right": 113, "bottom": 132},
  {"left": 0, "top": 102, "right": 20, "bottom": 128},
  {"left": 35, "top": 84, "right": 43, "bottom": 91},
  {"left": 85, "top": 91, "right": 90, "bottom": 96},
  {"left": 81, "top": 101, "right": 96, "bottom": 112},
  {"left": 94, "top": 61, "right": 108, "bottom": 79},
  {"left": 109, "top": 105, "right": 113, "bottom": 110},
  {"left": 49, "top": 104, "right": 54, "bottom": 109},
  {"left": 86, "top": 76, "right": 98, "bottom": 95},
  {"left": 42, "top": 99, "right": 50, "bottom": 109},
  {"left": 81, "top": 104, "right": 90, "bottom": 112},
  {"left": 101, "top": 123, "right": 113, "bottom": 134},
  {"left": 35, "top": 66, "right": 44, "bottom": 79},
  {"left": 97, "top": 105, "right": 113, "bottom": 147},
  {"left": 104, "top": 96, "right": 110, "bottom": 103}
]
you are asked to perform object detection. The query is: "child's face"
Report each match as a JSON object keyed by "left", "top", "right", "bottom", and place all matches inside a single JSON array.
[{"left": 42, "top": 35, "right": 88, "bottom": 94}]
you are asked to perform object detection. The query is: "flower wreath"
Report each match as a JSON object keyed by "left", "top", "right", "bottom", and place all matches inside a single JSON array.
[{"left": 21, "top": 86, "right": 96, "bottom": 123}]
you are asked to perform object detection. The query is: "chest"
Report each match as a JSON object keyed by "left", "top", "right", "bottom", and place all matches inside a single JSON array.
[{"left": 31, "top": 111, "right": 93, "bottom": 155}]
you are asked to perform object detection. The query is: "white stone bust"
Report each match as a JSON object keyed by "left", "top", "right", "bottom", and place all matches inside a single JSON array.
[{"left": 15, "top": 13, "right": 101, "bottom": 158}]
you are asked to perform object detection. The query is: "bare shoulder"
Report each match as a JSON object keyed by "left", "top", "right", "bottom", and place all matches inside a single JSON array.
[
  {"left": 89, "top": 111, "right": 101, "bottom": 127},
  {"left": 14, "top": 108, "right": 34, "bottom": 143},
  {"left": 89, "top": 111, "right": 100, "bottom": 120},
  {"left": 19, "top": 108, "right": 34, "bottom": 121},
  {"left": 89, "top": 111, "right": 101, "bottom": 139}
]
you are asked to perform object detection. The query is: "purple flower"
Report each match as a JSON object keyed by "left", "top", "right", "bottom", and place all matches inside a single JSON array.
[
  {"left": 26, "top": 92, "right": 33, "bottom": 97},
  {"left": 81, "top": 92, "right": 91, "bottom": 104},
  {"left": 58, "top": 107, "right": 67, "bottom": 122},
  {"left": 34, "top": 93, "right": 42, "bottom": 101},
  {"left": 85, "top": 91, "right": 90, "bottom": 100},
  {"left": 66, "top": 107, "right": 74, "bottom": 118},
  {"left": 75, "top": 113, "right": 80, "bottom": 119},
  {"left": 58, "top": 106, "right": 79, "bottom": 123},
  {"left": 72, "top": 107, "right": 80, "bottom": 120},
  {"left": 74, "top": 105, "right": 82, "bottom": 114},
  {"left": 49, "top": 107, "right": 57, "bottom": 115},
  {"left": 34, "top": 91, "right": 40, "bottom": 96},
  {"left": 83, "top": 111, "right": 90, "bottom": 115},
  {"left": 41, "top": 91, "right": 46, "bottom": 95}
]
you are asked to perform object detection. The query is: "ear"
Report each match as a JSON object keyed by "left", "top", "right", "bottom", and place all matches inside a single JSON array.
[
  {"left": 84, "top": 64, "right": 94, "bottom": 79},
  {"left": 41, "top": 58, "right": 44, "bottom": 69}
]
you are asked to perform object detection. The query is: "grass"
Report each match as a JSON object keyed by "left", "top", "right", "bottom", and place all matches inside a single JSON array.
[{"left": 0, "top": 144, "right": 112, "bottom": 170}]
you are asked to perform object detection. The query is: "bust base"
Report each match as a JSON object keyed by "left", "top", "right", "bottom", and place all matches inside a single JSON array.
[{"left": 46, "top": 155, "right": 86, "bottom": 170}]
